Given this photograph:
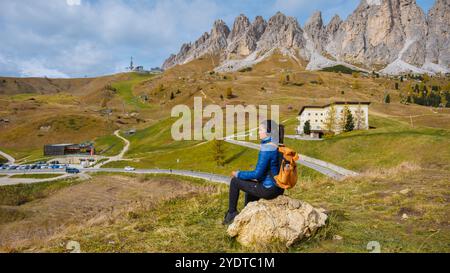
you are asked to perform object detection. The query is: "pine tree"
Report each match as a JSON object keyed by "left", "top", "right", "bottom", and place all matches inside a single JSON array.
[
  {"left": 303, "top": 120, "right": 311, "bottom": 135},
  {"left": 384, "top": 93, "right": 391, "bottom": 104},
  {"left": 340, "top": 105, "right": 354, "bottom": 133},
  {"left": 344, "top": 109, "right": 355, "bottom": 132},
  {"left": 324, "top": 104, "right": 337, "bottom": 133},
  {"left": 212, "top": 139, "right": 225, "bottom": 167}
]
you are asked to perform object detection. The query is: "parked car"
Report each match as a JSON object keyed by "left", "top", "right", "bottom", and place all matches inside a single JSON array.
[
  {"left": 124, "top": 166, "right": 135, "bottom": 171},
  {"left": 9, "top": 166, "right": 18, "bottom": 170},
  {"left": 66, "top": 168, "right": 80, "bottom": 174}
]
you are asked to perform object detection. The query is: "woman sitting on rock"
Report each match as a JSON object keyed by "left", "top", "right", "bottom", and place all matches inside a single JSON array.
[{"left": 223, "top": 120, "right": 284, "bottom": 225}]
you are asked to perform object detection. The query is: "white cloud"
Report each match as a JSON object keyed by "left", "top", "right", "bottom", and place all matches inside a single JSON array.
[
  {"left": 0, "top": 0, "right": 223, "bottom": 77},
  {"left": 18, "top": 59, "right": 69, "bottom": 78},
  {"left": 66, "top": 0, "right": 82, "bottom": 6}
]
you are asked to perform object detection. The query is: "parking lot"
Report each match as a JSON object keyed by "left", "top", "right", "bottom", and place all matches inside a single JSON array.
[{"left": 0, "top": 162, "right": 69, "bottom": 171}]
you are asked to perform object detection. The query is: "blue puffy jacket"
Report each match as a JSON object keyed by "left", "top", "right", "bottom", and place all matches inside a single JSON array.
[{"left": 237, "top": 137, "right": 281, "bottom": 188}]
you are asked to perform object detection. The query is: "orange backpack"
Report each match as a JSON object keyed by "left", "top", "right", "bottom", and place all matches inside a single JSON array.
[{"left": 274, "top": 145, "right": 300, "bottom": 190}]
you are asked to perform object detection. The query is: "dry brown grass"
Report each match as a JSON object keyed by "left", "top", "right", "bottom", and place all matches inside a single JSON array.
[
  {"left": 0, "top": 174, "right": 215, "bottom": 252},
  {"left": 358, "top": 162, "right": 423, "bottom": 180}
]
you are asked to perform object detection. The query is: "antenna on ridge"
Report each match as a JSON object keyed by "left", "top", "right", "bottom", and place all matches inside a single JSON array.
[{"left": 126, "top": 56, "right": 134, "bottom": 71}]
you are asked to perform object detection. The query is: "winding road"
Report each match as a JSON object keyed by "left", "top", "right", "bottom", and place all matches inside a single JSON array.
[
  {"left": 0, "top": 168, "right": 230, "bottom": 186},
  {"left": 224, "top": 139, "right": 358, "bottom": 180},
  {"left": 0, "top": 126, "right": 359, "bottom": 186}
]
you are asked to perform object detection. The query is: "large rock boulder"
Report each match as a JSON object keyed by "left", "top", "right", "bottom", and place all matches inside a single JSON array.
[{"left": 227, "top": 196, "right": 328, "bottom": 248}]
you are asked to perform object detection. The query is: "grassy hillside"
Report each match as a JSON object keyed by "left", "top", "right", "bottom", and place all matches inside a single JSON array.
[
  {"left": 1, "top": 54, "right": 449, "bottom": 161},
  {"left": 101, "top": 111, "right": 449, "bottom": 178},
  {"left": 285, "top": 115, "right": 450, "bottom": 172},
  {"left": 0, "top": 74, "right": 124, "bottom": 96},
  {"left": 2, "top": 168, "right": 444, "bottom": 253},
  {"left": 0, "top": 114, "right": 114, "bottom": 161},
  {"left": 0, "top": 54, "right": 449, "bottom": 253},
  {"left": 94, "top": 134, "right": 125, "bottom": 157}
]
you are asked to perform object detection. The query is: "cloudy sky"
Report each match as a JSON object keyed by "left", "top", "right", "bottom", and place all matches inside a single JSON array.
[{"left": 0, "top": 0, "right": 436, "bottom": 78}]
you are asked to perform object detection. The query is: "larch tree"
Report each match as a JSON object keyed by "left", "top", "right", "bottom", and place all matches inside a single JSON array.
[
  {"left": 354, "top": 104, "right": 366, "bottom": 130},
  {"left": 324, "top": 104, "right": 337, "bottom": 133},
  {"left": 212, "top": 139, "right": 225, "bottom": 167}
]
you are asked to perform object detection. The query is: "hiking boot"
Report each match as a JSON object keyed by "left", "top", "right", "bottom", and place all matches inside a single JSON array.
[{"left": 222, "top": 211, "right": 239, "bottom": 226}]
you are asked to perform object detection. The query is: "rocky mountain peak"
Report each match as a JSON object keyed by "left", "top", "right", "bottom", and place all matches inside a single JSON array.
[
  {"left": 305, "top": 11, "right": 324, "bottom": 30},
  {"left": 211, "top": 19, "right": 230, "bottom": 40},
  {"left": 424, "top": 0, "right": 450, "bottom": 70},
  {"left": 225, "top": 15, "right": 268, "bottom": 58},
  {"left": 251, "top": 16, "right": 267, "bottom": 40},
  {"left": 326, "top": 15, "right": 342, "bottom": 34},
  {"left": 257, "top": 12, "right": 305, "bottom": 52},
  {"left": 304, "top": 11, "right": 326, "bottom": 52},
  {"left": 229, "top": 14, "right": 251, "bottom": 42},
  {"left": 163, "top": 2, "right": 449, "bottom": 75}
]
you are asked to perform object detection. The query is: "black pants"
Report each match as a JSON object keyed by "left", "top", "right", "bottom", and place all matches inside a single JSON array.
[{"left": 228, "top": 177, "right": 284, "bottom": 213}]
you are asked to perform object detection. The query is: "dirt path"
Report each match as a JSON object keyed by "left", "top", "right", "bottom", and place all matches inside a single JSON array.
[
  {"left": 97, "top": 130, "right": 131, "bottom": 168},
  {"left": 0, "top": 150, "right": 15, "bottom": 164}
]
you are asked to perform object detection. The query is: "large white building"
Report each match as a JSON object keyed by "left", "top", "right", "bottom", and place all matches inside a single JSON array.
[{"left": 297, "top": 102, "right": 371, "bottom": 137}]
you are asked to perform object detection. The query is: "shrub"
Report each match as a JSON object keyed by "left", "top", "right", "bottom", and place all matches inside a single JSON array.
[
  {"left": 321, "top": 65, "right": 359, "bottom": 75},
  {"left": 226, "top": 87, "right": 234, "bottom": 99},
  {"left": 238, "top": 67, "right": 252, "bottom": 73}
]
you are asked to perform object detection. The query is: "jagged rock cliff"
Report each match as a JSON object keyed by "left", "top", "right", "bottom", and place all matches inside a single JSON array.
[{"left": 162, "top": 0, "right": 450, "bottom": 75}]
